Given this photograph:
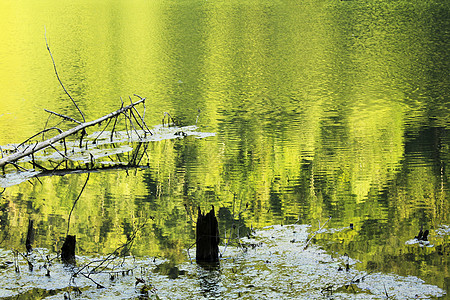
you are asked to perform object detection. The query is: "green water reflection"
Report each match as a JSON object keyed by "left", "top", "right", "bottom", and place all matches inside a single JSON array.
[{"left": 0, "top": 0, "right": 449, "bottom": 297}]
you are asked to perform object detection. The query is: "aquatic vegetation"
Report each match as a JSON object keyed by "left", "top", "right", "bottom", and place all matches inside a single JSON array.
[{"left": 0, "top": 225, "right": 444, "bottom": 299}]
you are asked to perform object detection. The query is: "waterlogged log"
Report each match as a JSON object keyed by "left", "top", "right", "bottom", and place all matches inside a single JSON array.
[
  {"left": 196, "top": 206, "right": 220, "bottom": 263},
  {"left": 0, "top": 98, "right": 145, "bottom": 169},
  {"left": 61, "top": 235, "right": 76, "bottom": 264}
]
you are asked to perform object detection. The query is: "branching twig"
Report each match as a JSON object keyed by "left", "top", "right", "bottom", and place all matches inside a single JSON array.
[
  {"left": 110, "top": 115, "right": 119, "bottom": 142},
  {"left": 123, "top": 111, "right": 130, "bottom": 139},
  {"left": 130, "top": 96, "right": 152, "bottom": 135},
  {"left": 17, "top": 127, "right": 63, "bottom": 149},
  {"left": 128, "top": 143, "right": 140, "bottom": 166},
  {"left": 130, "top": 109, "right": 146, "bottom": 133},
  {"left": 134, "top": 143, "right": 149, "bottom": 167},
  {"left": 44, "top": 28, "right": 85, "bottom": 123},
  {"left": 49, "top": 144, "right": 69, "bottom": 160},
  {"left": 71, "top": 221, "right": 146, "bottom": 281},
  {"left": 44, "top": 109, "right": 82, "bottom": 124},
  {"left": 79, "top": 272, "right": 105, "bottom": 289},
  {"left": 186, "top": 239, "right": 199, "bottom": 264},
  {"left": 303, "top": 216, "right": 332, "bottom": 250},
  {"left": 93, "top": 117, "right": 113, "bottom": 144},
  {"left": 122, "top": 111, "right": 141, "bottom": 139},
  {"left": 66, "top": 173, "right": 90, "bottom": 236},
  {"left": 10, "top": 162, "right": 29, "bottom": 172}
]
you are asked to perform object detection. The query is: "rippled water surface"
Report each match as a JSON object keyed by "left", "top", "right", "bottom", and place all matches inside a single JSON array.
[{"left": 0, "top": 0, "right": 449, "bottom": 298}]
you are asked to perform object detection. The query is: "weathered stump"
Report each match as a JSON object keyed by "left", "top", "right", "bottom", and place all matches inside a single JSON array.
[
  {"left": 25, "top": 219, "right": 34, "bottom": 253},
  {"left": 196, "top": 206, "right": 220, "bottom": 263},
  {"left": 61, "top": 235, "right": 76, "bottom": 264}
]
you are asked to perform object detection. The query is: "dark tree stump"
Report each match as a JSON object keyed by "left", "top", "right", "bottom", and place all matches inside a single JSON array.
[
  {"left": 25, "top": 219, "right": 34, "bottom": 253},
  {"left": 196, "top": 206, "right": 220, "bottom": 263},
  {"left": 61, "top": 235, "right": 76, "bottom": 264}
]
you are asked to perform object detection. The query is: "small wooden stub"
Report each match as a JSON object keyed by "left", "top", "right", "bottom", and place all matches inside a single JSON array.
[
  {"left": 25, "top": 219, "right": 34, "bottom": 253},
  {"left": 61, "top": 235, "right": 76, "bottom": 264}
]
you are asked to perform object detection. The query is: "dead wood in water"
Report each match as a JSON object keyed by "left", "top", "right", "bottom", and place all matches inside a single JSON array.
[
  {"left": 59, "top": 173, "right": 90, "bottom": 265},
  {"left": 0, "top": 32, "right": 152, "bottom": 173},
  {"left": 61, "top": 235, "right": 76, "bottom": 264},
  {"left": 25, "top": 219, "right": 34, "bottom": 253},
  {"left": 0, "top": 98, "right": 148, "bottom": 170},
  {"left": 196, "top": 206, "right": 220, "bottom": 263},
  {"left": 33, "top": 163, "right": 150, "bottom": 178}
]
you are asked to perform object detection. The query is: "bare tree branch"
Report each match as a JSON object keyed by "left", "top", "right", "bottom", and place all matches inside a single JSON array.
[
  {"left": 44, "top": 109, "right": 82, "bottom": 124},
  {"left": 44, "top": 28, "right": 86, "bottom": 123},
  {"left": 0, "top": 98, "right": 145, "bottom": 168}
]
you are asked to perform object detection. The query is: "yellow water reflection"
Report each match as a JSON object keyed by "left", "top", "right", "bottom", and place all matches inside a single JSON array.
[{"left": 0, "top": 0, "right": 449, "bottom": 296}]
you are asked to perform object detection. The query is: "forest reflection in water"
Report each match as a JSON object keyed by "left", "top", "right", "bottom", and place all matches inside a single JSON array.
[{"left": 0, "top": 0, "right": 449, "bottom": 298}]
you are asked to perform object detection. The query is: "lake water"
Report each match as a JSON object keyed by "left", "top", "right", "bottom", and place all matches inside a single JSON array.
[{"left": 0, "top": 0, "right": 449, "bottom": 298}]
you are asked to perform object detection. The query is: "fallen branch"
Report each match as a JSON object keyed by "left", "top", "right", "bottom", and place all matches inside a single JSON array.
[{"left": 0, "top": 98, "right": 145, "bottom": 169}]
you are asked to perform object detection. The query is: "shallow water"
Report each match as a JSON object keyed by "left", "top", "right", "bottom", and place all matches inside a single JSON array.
[
  {"left": 0, "top": 225, "right": 446, "bottom": 299},
  {"left": 0, "top": 0, "right": 449, "bottom": 298}
]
